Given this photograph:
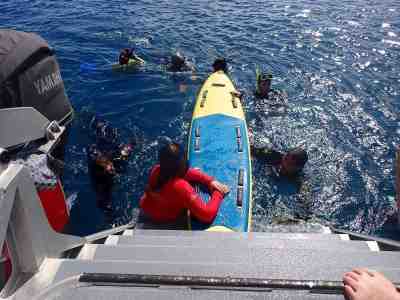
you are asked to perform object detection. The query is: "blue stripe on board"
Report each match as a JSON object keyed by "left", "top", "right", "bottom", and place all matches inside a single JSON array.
[{"left": 188, "top": 114, "right": 251, "bottom": 231}]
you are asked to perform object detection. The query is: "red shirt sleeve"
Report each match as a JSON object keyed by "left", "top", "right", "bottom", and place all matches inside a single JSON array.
[
  {"left": 175, "top": 179, "right": 224, "bottom": 224},
  {"left": 184, "top": 168, "right": 214, "bottom": 188}
]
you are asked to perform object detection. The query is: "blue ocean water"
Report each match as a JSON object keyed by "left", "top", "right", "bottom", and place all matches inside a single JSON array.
[{"left": 2, "top": 0, "right": 400, "bottom": 237}]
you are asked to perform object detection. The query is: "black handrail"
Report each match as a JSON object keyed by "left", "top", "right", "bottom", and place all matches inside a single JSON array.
[{"left": 80, "top": 273, "right": 347, "bottom": 294}]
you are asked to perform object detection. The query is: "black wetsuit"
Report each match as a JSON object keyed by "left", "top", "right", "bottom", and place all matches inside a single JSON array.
[
  {"left": 255, "top": 89, "right": 287, "bottom": 103},
  {"left": 251, "top": 146, "right": 283, "bottom": 167},
  {"left": 87, "top": 117, "right": 134, "bottom": 210}
]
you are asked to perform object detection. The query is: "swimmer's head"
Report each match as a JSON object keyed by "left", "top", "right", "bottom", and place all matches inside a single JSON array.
[
  {"left": 212, "top": 58, "right": 227, "bottom": 73},
  {"left": 119, "top": 144, "right": 133, "bottom": 161},
  {"left": 95, "top": 155, "right": 116, "bottom": 175},
  {"left": 257, "top": 73, "right": 272, "bottom": 97},
  {"left": 281, "top": 148, "right": 308, "bottom": 177},
  {"left": 119, "top": 48, "right": 131, "bottom": 65},
  {"left": 171, "top": 52, "right": 185, "bottom": 67}
]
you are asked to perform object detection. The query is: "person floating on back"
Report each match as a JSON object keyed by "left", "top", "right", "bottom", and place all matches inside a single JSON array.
[
  {"left": 139, "top": 141, "right": 229, "bottom": 226},
  {"left": 252, "top": 146, "right": 308, "bottom": 178},
  {"left": 119, "top": 48, "right": 141, "bottom": 65},
  {"left": 166, "top": 51, "right": 195, "bottom": 73}
]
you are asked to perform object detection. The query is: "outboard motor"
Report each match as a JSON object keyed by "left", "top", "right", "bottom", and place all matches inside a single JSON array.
[
  {"left": 0, "top": 30, "right": 74, "bottom": 288},
  {"left": 0, "top": 29, "right": 73, "bottom": 125}
]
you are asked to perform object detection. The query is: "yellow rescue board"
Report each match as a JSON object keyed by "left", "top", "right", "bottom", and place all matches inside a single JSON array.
[
  {"left": 192, "top": 71, "right": 245, "bottom": 120},
  {"left": 111, "top": 57, "right": 145, "bottom": 71}
]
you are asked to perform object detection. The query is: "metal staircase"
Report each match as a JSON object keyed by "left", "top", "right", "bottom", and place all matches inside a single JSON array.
[
  {"left": 1, "top": 108, "right": 400, "bottom": 299},
  {"left": 6, "top": 227, "right": 398, "bottom": 300}
]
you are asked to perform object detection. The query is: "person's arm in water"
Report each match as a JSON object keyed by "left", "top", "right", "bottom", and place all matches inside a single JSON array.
[{"left": 176, "top": 180, "right": 228, "bottom": 224}]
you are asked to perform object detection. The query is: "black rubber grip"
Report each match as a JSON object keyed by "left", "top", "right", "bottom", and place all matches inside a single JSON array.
[
  {"left": 195, "top": 127, "right": 200, "bottom": 137},
  {"left": 194, "top": 137, "right": 200, "bottom": 151},
  {"left": 237, "top": 187, "right": 243, "bottom": 207},
  {"left": 200, "top": 90, "right": 208, "bottom": 107},
  {"left": 236, "top": 126, "right": 241, "bottom": 138},
  {"left": 79, "top": 273, "right": 348, "bottom": 293},
  {"left": 232, "top": 98, "right": 238, "bottom": 108},
  {"left": 237, "top": 138, "right": 243, "bottom": 152},
  {"left": 238, "top": 169, "right": 244, "bottom": 186}
]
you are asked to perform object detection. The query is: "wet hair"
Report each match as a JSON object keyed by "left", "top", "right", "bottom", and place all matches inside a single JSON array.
[
  {"left": 287, "top": 148, "right": 308, "bottom": 169},
  {"left": 156, "top": 142, "right": 188, "bottom": 190},
  {"left": 171, "top": 52, "right": 185, "bottom": 66},
  {"left": 212, "top": 58, "right": 227, "bottom": 73},
  {"left": 264, "top": 149, "right": 283, "bottom": 167},
  {"left": 119, "top": 49, "right": 131, "bottom": 64}
]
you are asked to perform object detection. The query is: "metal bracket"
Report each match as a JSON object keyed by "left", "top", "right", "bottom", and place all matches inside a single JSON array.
[{"left": 38, "top": 121, "right": 65, "bottom": 154}]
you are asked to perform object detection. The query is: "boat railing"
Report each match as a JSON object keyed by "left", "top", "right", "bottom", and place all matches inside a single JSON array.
[
  {"left": 0, "top": 107, "right": 135, "bottom": 297},
  {"left": 330, "top": 227, "right": 400, "bottom": 251}
]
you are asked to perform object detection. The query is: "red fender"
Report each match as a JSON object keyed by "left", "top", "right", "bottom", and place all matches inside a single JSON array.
[
  {"left": 1, "top": 180, "right": 69, "bottom": 286},
  {"left": 1, "top": 243, "right": 11, "bottom": 287},
  {"left": 37, "top": 180, "right": 69, "bottom": 233}
]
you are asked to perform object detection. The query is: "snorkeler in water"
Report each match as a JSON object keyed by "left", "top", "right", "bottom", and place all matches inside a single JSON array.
[
  {"left": 251, "top": 146, "right": 308, "bottom": 179},
  {"left": 255, "top": 68, "right": 288, "bottom": 105},
  {"left": 119, "top": 48, "right": 141, "bottom": 65},
  {"left": 87, "top": 116, "right": 137, "bottom": 211},
  {"left": 166, "top": 51, "right": 195, "bottom": 73}
]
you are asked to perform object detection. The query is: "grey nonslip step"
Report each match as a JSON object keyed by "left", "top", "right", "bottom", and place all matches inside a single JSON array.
[
  {"left": 123, "top": 229, "right": 346, "bottom": 241},
  {"left": 76, "top": 244, "right": 400, "bottom": 280},
  {"left": 44, "top": 284, "right": 345, "bottom": 300},
  {"left": 51, "top": 257, "right": 400, "bottom": 284},
  {"left": 107, "top": 235, "right": 375, "bottom": 252}
]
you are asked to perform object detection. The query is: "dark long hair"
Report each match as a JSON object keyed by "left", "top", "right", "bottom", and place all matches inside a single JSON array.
[{"left": 155, "top": 143, "right": 188, "bottom": 190}]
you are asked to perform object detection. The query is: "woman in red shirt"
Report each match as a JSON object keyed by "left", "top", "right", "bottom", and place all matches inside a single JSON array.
[{"left": 139, "top": 142, "right": 229, "bottom": 225}]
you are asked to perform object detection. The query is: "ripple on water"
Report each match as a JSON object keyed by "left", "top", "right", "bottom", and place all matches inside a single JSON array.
[{"left": 3, "top": 0, "right": 400, "bottom": 237}]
